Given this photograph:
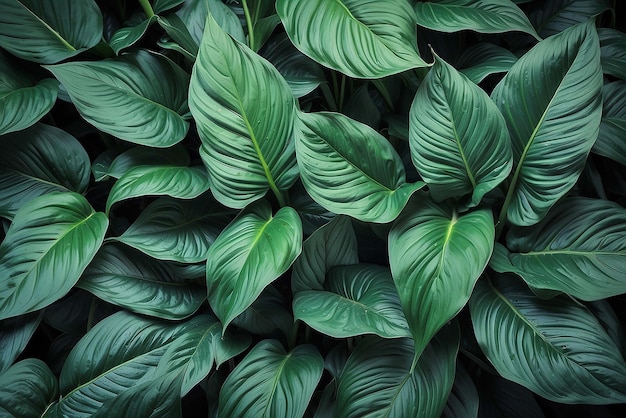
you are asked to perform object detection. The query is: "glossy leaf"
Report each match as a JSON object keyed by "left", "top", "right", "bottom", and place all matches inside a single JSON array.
[
  {"left": 0, "top": 0, "right": 103, "bottom": 63},
  {"left": 218, "top": 340, "right": 323, "bottom": 418},
  {"left": 410, "top": 54, "right": 512, "bottom": 207},
  {"left": 594, "top": 81, "right": 626, "bottom": 166},
  {"left": 457, "top": 43, "right": 518, "bottom": 84},
  {"left": 276, "top": 0, "right": 427, "bottom": 78},
  {"left": 109, "top": 16, "right": 157, "bottom": 54},
  {"left": 45, "top": 50, "right": 190, "bottom": 147},
  {"left": 528, "top": 0, "right": 612, "bottom": 37},
  {"left": 101, "top": 145, "right": 190, "bottom": 180},
  {"left": 296, "top": 111, "right": 424, "bottom": 223},
  {"left": 0, "top": 312, "right": 42, "bottom": 373},
  {"left": 389, "top": 197, "right": 494, "bottom": 360},
  {"left": 0, "top": 359, "right": 58, "bottom": 418},
  {"left": 492, "top": 20, "right": 603, "bottom": 226},
  {"left": 599, "top": 28, "right": 626, "bottom": 80},
  {"left": 206, "top": 200, "right": 302, "bottom": 329},
  {"left": 0, "top": 192, "right": 108, "bottom": 321},
  {"left": 470, "top": 276, "right": 626, "bottom": 404}
]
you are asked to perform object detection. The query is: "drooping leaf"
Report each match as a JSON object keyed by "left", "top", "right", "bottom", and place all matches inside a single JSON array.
[
  {"left": 599, "top": 28, "right": 626, "bottom": 80},
  {"left": 492, "top": 20, "right": 603, "bottom": 226},
  {"left": 218, "top": 340, "right": 323, "bottom": 418},
  {"left": 457, "top": 43, "right": 519, "bottom": 84},
  {"left": 296, "top": 111, "right": 424, "bottom": 223},
  {"left": 528, "top": 0, "right": 613, "bottom": 37},
  {"left": 276, "top": 0, "right": 428, "bottom": 79},
  {"left": 593, "top": 81, "right": 626, "bottom": 166},
  {"left": 0, "top": 0, "right": 103, "bottom": 63},
  {"left": 189, "top": 13, "right": 298, "bottom": 208},
  {"left": 45, "top": 50, "right": 190, "bottom": 147},
  {"left": 109, "top": 15, "right": 158, "bottom": 54},
  {"left": 0, "top": 192, "right": 108, "bottom": 321},
  {"left": 410, "top": 54, "right": 512, "bottom": 207},
  {"left": 443, "top": 362, "right": 479, "bottom": 418},
  {"left": 0, "top": 359, "right": 59, "bottom": 418},
  {"left": 0, "top": 312, "right": 42, "bottom": 373},
  {"left": 470, "top": 275, "right": 626, "bottom": 404},
  {"left": 176, "top": 0, "right": 245, "bottom": 46},
  {"left": 101, "top": 144, "right": 191, "bottom": 180},
  {"left": 206, "top": 200, "right": 302, "bottom": 330},
  {"left": 389, "top": 197, "right": 494, "bottom": 360}
]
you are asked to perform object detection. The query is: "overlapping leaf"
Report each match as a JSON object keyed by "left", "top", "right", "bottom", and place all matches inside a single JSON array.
[
  {"left": 0, "top": 359, "right": 58, "bottom": 417},
  {"left": 593, "top": 81, "right": 626, "bottom": 166},
  {"left": 442, "top": 363, "right": 479, "bottom": 418},
  {"left": 599, "top": 28, "right": 626, "bottom": 80},
  {"left": 176, "top": 0, "right": 245, "bottom": 46},
  {"left": 96, "top": 145, "right": 190, "bottom": 181},
  {"left": 457, "top": 43, "right": 518, "bottom": 84},
  {"left": 528, "top": 0, "right": 613, "bottom": 37},
  {"left": 0, "top": 312, "right": 41, "bottom": 373}
]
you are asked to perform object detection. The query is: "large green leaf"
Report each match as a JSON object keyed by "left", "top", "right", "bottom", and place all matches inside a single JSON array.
[
  {"left": 218, "top": 340, "right": 323, "bottom": 418},
  {"left": 206, "top": 200, "right": 302, "bottom": 329},
  {"left": 470, "top": 275, "right": 626, "bottom": 404},
  {"left": 489, "top": 197, "right": 626, "bottom": 301},
  {"left": 176, "top": 0, "right": 245, "bottom": 46},
  {"left": 0, "top": 359, "right": 58, "bottom": 417},
  {"left": 335, "top": 324, "right": 459, "bottom": 417},
  {"left": 389, "top": 197, "right": 494, "bottom": 361},
  {"left": 0, "top": 192, "right": 108, "bottom": 321},
  {"left": 45, "top": 50, "right": 189, "bottom": 147},
  {"left": 276, "top": 0, "right": 427, "bottom": 78},
  {"left": 457, "top": 43, "right": 518, "bottom": 84},
  {"left": 189, "top": 13, "right": 297, "bottom": 209},
  {"left": 79, "top": 244, "right": 206, "bottom": 320},
  {"left": 528, "top": 0, "right": 613, "bottom": 37},
  {"left": 296, "top": 111, "right": 424, "bottom": 223},
  {"left": 0, "top": 312, "right": 41, "bottom": 373},
  {"left": 0, "top": 123, "right": 90, "bottom": 218},
  {"left": 594, "top": 81, "right": 626, "bottom": 166},
  {"left": 410, "top": 54, "right": 512, "bottom": 207},
  {"left": 293, "top": 264, "right": 410, "bottom": 339},
  {"left": 0, "top": 0, "right": 102, "bottom": 63},
  {"left": 599, "top": 28, "right": 626, "bottom": 80},
  {"left": 492, "top": 20, "right": 603, "bottom": 226}
]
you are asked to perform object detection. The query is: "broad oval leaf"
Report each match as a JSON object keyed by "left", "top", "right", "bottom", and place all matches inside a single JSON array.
[
  {"left": 457, "top": 42, "right": 519, "bottom": 84},
  {"left": 296, "top": 111, "right": 424, "bottom": 223},
  {"left": 492, "top": 20, "right": 603, "bottom": 226},
  {"left": 189, "top": 13, "right": 297, "bottom": 209},
  {"left": 218, "top": 340, "right": 323, "bottom": 418},
  {"left": 0, "top": 123, "right": 90, "bottom": 218},
  {"left": 276, "top": 0, "right": 427, "bottom": 79},
  {"left": 293, "top": 264, "right": 410, "bottom": 339},
  {"left": 594, "top": 81, "right": 626, "bottom": 166},
  {"left": 0, "top": 312, "right": 42, "bottom": 373},
  {"left": 0, "top": 192, "right": 108, "bottom": 321},
  {"left": 45, "top": 50, "right": 190, "bottom": 147},
  {"left": 470, "top": 275, "right": 626, "bottom": 404},
  {"left": 410, "top": 54, "right": 512, "bottom": 207},
  {"left": 206, "top": 200, "right": 302, "bottom": 329},
  {"left": 490, "top": 197, "right": 626, "bottom": 301},
  {"left": 528, "top": 0, "right": 613, "bottom": 37},
  {"left": 0, "top": 0, "right": 103, "bottom": 63},
  {"left": 389, "top": 197, "right": 494, "bottom": 360},
  {"left": 0, "top": 359, "right": 58, "bottom": 418}
]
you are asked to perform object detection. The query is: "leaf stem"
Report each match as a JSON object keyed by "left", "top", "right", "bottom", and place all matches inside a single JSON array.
[
  {"left": 138, "top": 0, "right": 155, "bottom": 18},
  {"left": 242, "top": 0, "right": 256, "bottom": 50}
]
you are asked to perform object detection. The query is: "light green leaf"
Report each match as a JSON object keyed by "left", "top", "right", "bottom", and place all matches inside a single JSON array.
[
  {"left": 389, "top": 197, "right": 494, "bottom": 360},
  {"left": 206, "top": 200, "right": 302, "bottom": 330},
  {"left": 470, "top": 275, "right": 626, "bottom": 404},
  {"left": 410, "top": 54, "right": 512, "bottom": 207},
  {"left": 45, "top": 50, "right": 190, "bottom": 147},
  {"left": 296, "top": 111, "right": 424, "bottom": 223},
  {"left": 0, "top": 359, "right": 58, "bottom": 418},
  {"left": 277, "top": 0, "right": 427, "bottom": 79},
  {"left": 493, "top": 20, "right": 603, "bottom": 226},
  {"left": 0, "top": 192, "right": 108, "bottom": 321},
  {"left": 0, "top": 0, "right": 103, "bottom": 63},
  {"left": 490, "top": 197, "right": 626, "bottom": 301},
  {"left": 109, "top": 15, "right": 157, "bottom": 54},
  {"left": 102, "top": 144, "right": 191, "bottom": 180},
  {"left": 442, "top": 363, "right": 479, "bottom": 418},
  {"left": 176, "top": 0, "right": 245, "bottom": 46},
  {"left": 457, "top": 43, "right": 519, "bottom": 84},
  {"left": 0, "top": 312, "right": 42, "bottom": 373},
  {"left": 599, "top": 28, "right": 626, "bottom": 80},
  {"left": 218, "top": 340, "right": 323, "bottom": 418},
  {"left": 594, "top": 81, "right": 626, "bottom": 166},
  {"left": 0, "top": 123, "right": 90, "bottom": 218},
  {"left": 293, "top": 264, "right": 411, "bottom": 339},
  {"left": 528, "top": 0, "right": 613, "bottom": 37},
  {"left": 189, "top": 13, "right": 297, "bottom": 208}
]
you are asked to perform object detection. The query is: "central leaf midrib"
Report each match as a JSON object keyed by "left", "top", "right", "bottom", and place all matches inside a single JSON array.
[
  {"left": 261, "top": 353, "right": 291, "bottom": 417},
  {"left": 17, "top": 0, "right": 77, "bottom": 51}
]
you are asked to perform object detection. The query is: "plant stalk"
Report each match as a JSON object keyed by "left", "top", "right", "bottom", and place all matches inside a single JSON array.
[
  {"left": 242, "top": 0, "right": 256, "bottom": 50},
  {"left": 138, "top": 0, "right": 155, "bottom": 18}
]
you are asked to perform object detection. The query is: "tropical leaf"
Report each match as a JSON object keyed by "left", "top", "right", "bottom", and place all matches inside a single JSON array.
[
  {"left": 0, "top": 312, "right": 42, "bottom": 373},
  {"left": 232, "top": 285, "right": 294, "bottom": 339},
  {"left": 218, "top": 340, "right": 323, "bottom": 418},
  {"left": 599, "top": 28, "right": 626, "bottom": 80},
  {"left": 0, "top": 359, "right": 59, "bottom": 418},
  {"left": 276, "top": 0, "right": 427, "bottom": 78},
  {"left": 442, "top": 363, "right": 479, "bottom": 418},
  {"left": 457, "top": 43, "right": 518, "bottom": 84},
  {"left": 528, "top": 0, "right": 613, "bottom": 37},
  {"left": 594, "top": 81, "right": 626, "bottom": 166},
  {"left": 176, "top": 0, "right": 245, "bottom": 46},
  {"left": 43, "top": 290, "right": 118, "bottom": 335},
  {"left": 101, "top": 144, "right": 191, "bottom": 181},
  {"left": 492, "top": 20, "right": 603, "bottom": 226},
  {"left": 152, "top": 0, "right": 185, "bottom": 14},
  {"left": 156, "top": 14, "right": 200, "bottom": 59},
  {"left": 109, "top": 15, "right": 158, "bottom": 54},
  {"left": 289, "top": 180, "right": 335, "bottom": 236},
  {"left": 295, "top": 111, "right": 424, "bottom": 223},
  {"left": 470, "top": 275, "right": 626, "bottom": 404},
  {"left": 0, "top": 192, "right": 108, "bottom": 321}
]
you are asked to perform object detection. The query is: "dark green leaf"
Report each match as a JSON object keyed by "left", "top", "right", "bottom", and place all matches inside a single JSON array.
[
  {"left": 457, "top": 43, "right": 519, "bottom": 84},
  {"left": 152, "top": 0, "right": 185, "bottom": 14},
  {"left": 102, "top": 144, "right": 191, "bottom": 180},
  {"left": 232, "top": 285, "right": 294, "bottom": 339},
  {"left": 0, "top": 312, "right": 42, "bottom": 373},
  {"left": 478, "top": 376, "right": 546, "bottom": 418},
  {"left": 528, "top": 0, "right": 612, "bottom": 37},
  {"left": 594, "top": 81, "right": 626, "bottom": 166},
  {"left": 0, "top": 359, "right": 58, "bottom": 417},
  {"left": 443, "top": 363, "right": 479, "bottom": 418},
  {"left": 599, "top": 28, "right": 626, "bottom": 80},
  {"left": 109, "top": 16, "right": 157, "bottom": 54}
]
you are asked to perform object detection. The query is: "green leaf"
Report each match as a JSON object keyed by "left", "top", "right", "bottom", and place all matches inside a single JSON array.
[
  {"left": 79, "top": 244, "right": 206, "bottom": 320},
  {"left": 389, "top": 197, "right": 494, "bottom": 360},
  {"left": 528, "top": 0, "right": 613, "bottom": 37},
  {"left": 493, "top": 20, "right": 603, "bottom": 226},
  {"left": 43, "top": 290, "right": 117, "bottom": 335},
  {"left": 599, "top": 28, "right": 626, "bottom": 80},
  {"left": 106, "top": 165, "right": 210, "bottom": 214},
  {"left": 289, "top": 181, "right": 334, "bottom": 236},
  {"left": 45, "top": 50, "right": 190, "bottom": 147},
  {"left": 336, "top": 324, "right": 459, "bottom": 417},
  {"left": 112, "top": 195, "right": 232, "bottom": 263},
  {"left": 0, "top": 192, "right": 108, "bottom": 321},
  {"left": 232, "top": 285, "right": 294, "bottom": 339},
  {"left": 152, "top": 0, "right": 185, "bottom": 14},
  {"left": 594, "top": 81, "right": 626, "bottom": 166},
  {"left": 470, "top": 275, "right": 626, "bottom": 404},
  {"left": 276, "top": 0, "right": 427, "bottom": 78},
  {"left": 0, "top": 359, "right": 58, "bottom": 418},
  {"left": 109, "top": 15, "right": 157, "bottom": 54},
  {"left": 410, "top": 54, "right": 512, "bottom": 207},
  {"left": 293, "top": 264, "right": 411, "bottom": 339},
  {"left": 101, "top": 144, "right": 191, "bottom": 181},
  {"left": 296, "top": 111, "right": 424, "bottom": 223},
  {"left": 0, "top": 0, "right": 103, "bottom": 63},
  {"left": 414, "top": 0, "right": 540, "bottom": 39},
  {"left": 156, "top": 14, "right": 200, "bottom": 59},
  {"left": 218, "top": 340, "right": 323, "bottom": 418},
  {"left": 489, "top": 197, "right": 626, "bottom": 301},
  {"left": 206, "top": 200, "right": 302, "bottom": 329},
  {"left": 0, "top": 312, "right": 42, "bottom": 373},
  {"left": 442, "top": 363, "right": 479, "bottom": 418},
  {"left": 457, "top": 43, "right": 519, "bottom": 84},
  {"left": 189, "top": 13, "right": 297, "bottom": 208},
  {"left": 0, "top": 123, "right": 90, "bottom": 218},
  {"left": 176, "top": 0, "right": 245, "bottom": 46}
]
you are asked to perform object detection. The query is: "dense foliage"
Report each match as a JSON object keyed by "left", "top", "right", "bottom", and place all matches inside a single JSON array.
[{"left": 0, "top": 0, "right": 625, "bottom": 416}]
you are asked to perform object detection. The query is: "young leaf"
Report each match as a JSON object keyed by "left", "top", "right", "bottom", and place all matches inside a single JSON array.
[
  {"left": 594, "top": 81, "right": 626, "bottom": 166},
  {"left": 0, "top": 192, "right": 108, "bottom": 321},
  {"left": 0, "top": 359, "right": 58, "bottom": 417},
  {"left": 0, "top": 312, "right": 42, "bottom": 373},
  {"left": 276, "top": 0, "right": 428, "bottom": 78}
]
